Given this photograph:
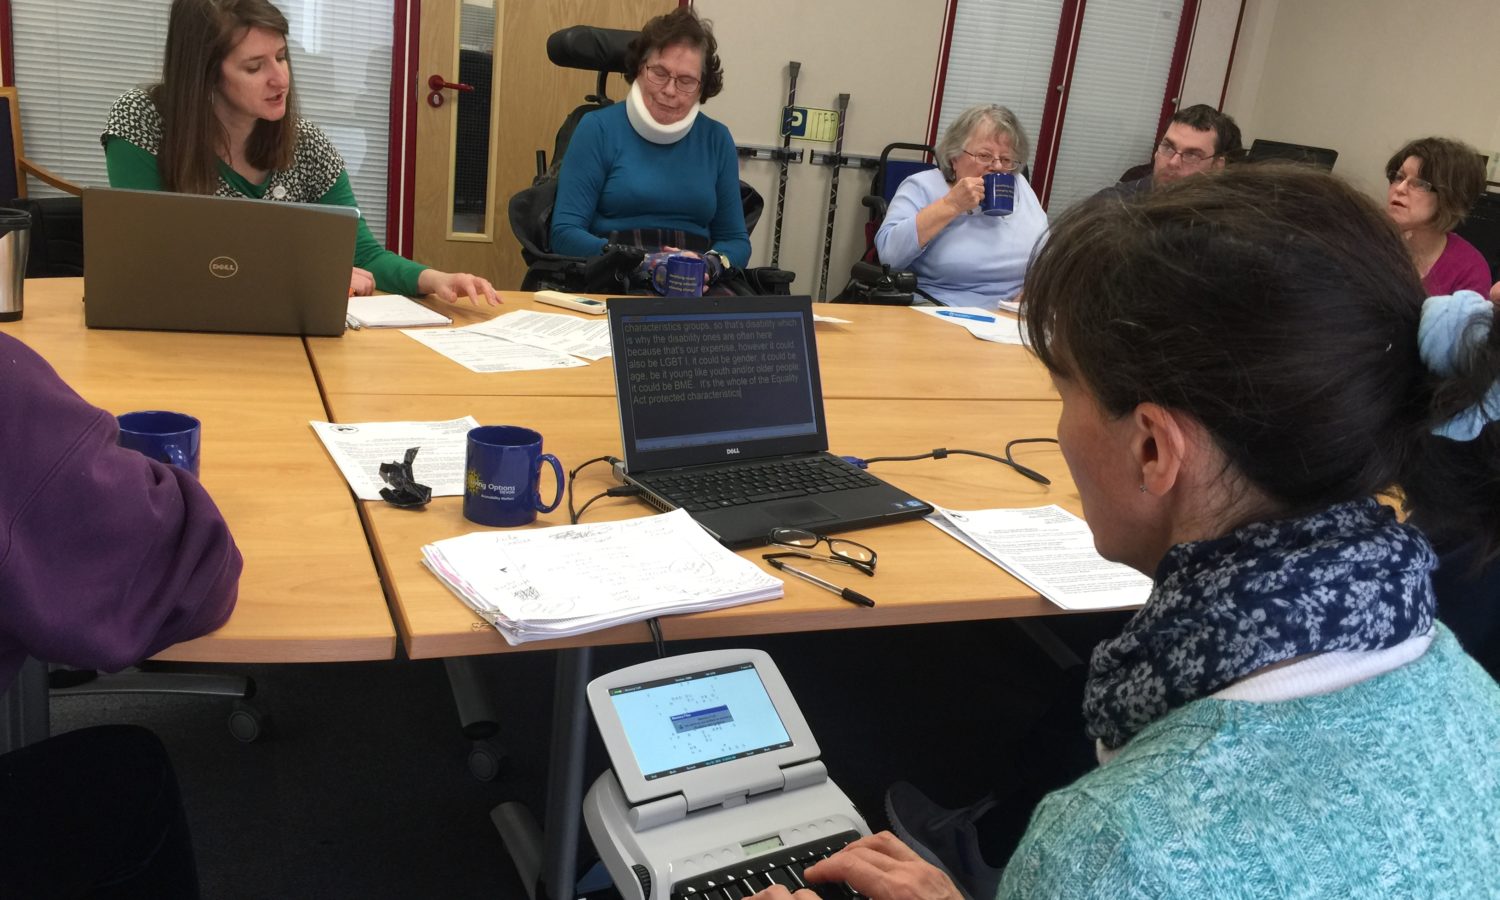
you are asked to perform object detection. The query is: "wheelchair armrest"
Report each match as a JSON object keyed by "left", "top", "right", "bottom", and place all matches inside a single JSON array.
[
  {"left": 861, "top": 195, "right": 888, "bottom": 218},
  {"left": 850, "top": 261, "right": 916, "bottom": 293}
]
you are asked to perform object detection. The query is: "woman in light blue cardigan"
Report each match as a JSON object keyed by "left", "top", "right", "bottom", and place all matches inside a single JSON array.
[{"left": 753, "top": 168, "right": 1500, "bottom": 898}]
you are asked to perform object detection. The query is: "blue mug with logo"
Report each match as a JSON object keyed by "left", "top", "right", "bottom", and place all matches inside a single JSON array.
[
  {"left": 662, "top": 254, "right": 706, "bottom": 297},
  {"left": 463, "top": 425, "right": 564, "bottom": 527},
  {"left": 981, "top": 172, "right": 1016, "bottom": 217},
  {"left": 117, "top": 410, "right": 201, "bottom": 477}
]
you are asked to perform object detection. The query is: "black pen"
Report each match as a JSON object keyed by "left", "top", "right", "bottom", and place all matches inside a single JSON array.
[{"left": 766, "top": 557, "right": 875, "bottom": 608}]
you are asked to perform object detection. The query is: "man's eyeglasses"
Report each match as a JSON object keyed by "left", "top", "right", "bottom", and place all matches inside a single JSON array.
[
  {"left": 1387, "top": 170, "right": 1438, "bottom": 193},
  {"left": 765, "top": 528, "right": 876, "bottom": 576},
  {"left": 641, "top": 64, "right": 701, "bottom": 93},
  {"left": 1155, "top": 140, "right": 1216, "bottom": 165},
  {"left": 960, "top": 149, "right": 1018, "bottom": 172}
]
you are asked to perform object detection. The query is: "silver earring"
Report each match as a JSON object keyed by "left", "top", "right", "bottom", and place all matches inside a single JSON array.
[{"left": 1139, "top": 484, "right": 1148, "bottom": 493}]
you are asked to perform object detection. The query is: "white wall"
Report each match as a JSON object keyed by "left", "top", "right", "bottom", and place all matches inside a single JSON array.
[
  {"left": 1225, "top": 0, "right": 1500, "bottom": 200},
  {"left": 695, "top": 0, "right": 947, "bottom": 299}
]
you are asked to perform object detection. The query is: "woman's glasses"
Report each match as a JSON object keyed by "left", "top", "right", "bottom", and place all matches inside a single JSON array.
[
  {"left": 642, "top": 64, "right": 701, "bottom": 94},
  {"left": 1387, "top": 170, "right": 1438, "bottom": 193},
  {"left": 765, "top": 528, "right": 876, "bottom": 576},
  {"left": 960, "top": 148, "right": 1018, "bottom": 172}
]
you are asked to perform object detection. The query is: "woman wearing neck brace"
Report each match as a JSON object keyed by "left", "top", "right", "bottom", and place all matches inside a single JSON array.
[{"left": 550, "top": 8, "right": 749, "bottom": 286}]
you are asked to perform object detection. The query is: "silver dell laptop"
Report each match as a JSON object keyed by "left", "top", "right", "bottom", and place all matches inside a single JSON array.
[{"left": 83, "top": 187, "right": 358, "bottom": 337}]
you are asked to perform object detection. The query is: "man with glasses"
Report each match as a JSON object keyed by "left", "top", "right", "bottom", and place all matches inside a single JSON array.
[{"left": 1106, "top": 104, "right": 1242, "bottom": 198}]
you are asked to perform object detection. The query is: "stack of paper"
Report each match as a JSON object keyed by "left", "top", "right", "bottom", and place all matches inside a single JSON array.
[
  {"left": 422, "top": 509, "right": 784, "bottom": 644},
  {"left": 347, "top": 294, "right": 452, "bottom": 328},
  {"left": 928, "top": 504, "right": 1151, "bottom": 611}
]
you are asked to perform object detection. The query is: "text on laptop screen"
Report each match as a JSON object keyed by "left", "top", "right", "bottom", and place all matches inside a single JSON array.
[
  {"left": 617, "top": 311, "right": 819, "bottom": 454},
  {"left": 609, "top": 662, "right": 792, "bottom": 780}
]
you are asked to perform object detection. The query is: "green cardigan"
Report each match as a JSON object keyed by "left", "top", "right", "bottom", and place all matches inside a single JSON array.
[
  {"left": 998, "top": 626, "right": 1500, "bottom": 898},
  {"left": 101, "top": 89, "right": 425, "bottom": 295}
]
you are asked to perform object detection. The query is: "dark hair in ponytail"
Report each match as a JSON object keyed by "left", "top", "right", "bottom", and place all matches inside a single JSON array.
[{"left": 1023, "top": 165, "right": 1500, "bottom": 562}]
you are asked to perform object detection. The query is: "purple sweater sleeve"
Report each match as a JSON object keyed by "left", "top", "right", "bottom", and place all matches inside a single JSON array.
[{"left": 0, "top": 334, "right": 241, "bottom": 690}]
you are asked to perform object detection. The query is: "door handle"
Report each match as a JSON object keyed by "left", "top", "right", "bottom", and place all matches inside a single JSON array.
[{"left": 426, "top": 75, "right": 474, "bottom": 108}]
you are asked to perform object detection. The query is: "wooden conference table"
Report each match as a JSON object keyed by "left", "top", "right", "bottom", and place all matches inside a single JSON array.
[{"left": 306, "top": 292, "right": 1072, "bottom": 661}]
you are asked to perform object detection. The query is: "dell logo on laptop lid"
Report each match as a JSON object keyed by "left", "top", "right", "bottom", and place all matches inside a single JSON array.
[{"left": 208, "top": 256, "right": 239, "bottom": 278}]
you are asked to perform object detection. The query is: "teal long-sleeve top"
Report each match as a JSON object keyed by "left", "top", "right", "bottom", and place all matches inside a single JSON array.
[
  {"left": 100, "top": 89, "right": 425, "bottom": 296},
  {"left": 550, "top": 103, "right": 750, "bottom": 267},
  {"left": 997, "top": 626, "right": 1500, "bottom": 898}
]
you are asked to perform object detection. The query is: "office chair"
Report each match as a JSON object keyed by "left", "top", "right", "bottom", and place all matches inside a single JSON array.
[
  {"left": 1244, "top": 138, "right": 1338, "bottom": 171},
  {"left": 507, "top": 25, "right": 793, "bottom": 296},
  {"left": 837, "top": 141, "right": 936, "bottom": 304},
  {"left": 1455, "top": 190, "right": 1500, "bottom": 284},
  {"left": 0, "top": 86, "right": 84, "bottom": 277}
]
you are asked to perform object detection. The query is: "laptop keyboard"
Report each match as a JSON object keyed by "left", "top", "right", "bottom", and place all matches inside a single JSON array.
[
  {"left": 646, "top": 457, "right": 883, "bottom": 513},
  {"left": 671, "top": 829, "right": 868, "bottom": 900}
]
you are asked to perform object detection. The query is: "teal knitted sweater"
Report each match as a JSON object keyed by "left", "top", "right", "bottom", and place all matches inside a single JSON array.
[{"left": 998, "top": 627, "right": 1500, "bottom": 898}]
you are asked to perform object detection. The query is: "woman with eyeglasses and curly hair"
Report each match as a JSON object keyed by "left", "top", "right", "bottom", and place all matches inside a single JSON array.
[
  {"left": 550, "top": 7, "right": 748, "bottom": 292},
  {"left": 1384, "top": 136, "right": 1492, "bottom": 298},
  {"left": 874, "top": 104, "right": 1048, "bottom": 309}
]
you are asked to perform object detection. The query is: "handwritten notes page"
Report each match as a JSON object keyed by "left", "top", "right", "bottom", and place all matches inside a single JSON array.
[
  {"left": 928, "top": 505, "right": 1151, "bottom": 611},
  {"left": 422, "top": 509, "right": 783, "bottom": 644}
]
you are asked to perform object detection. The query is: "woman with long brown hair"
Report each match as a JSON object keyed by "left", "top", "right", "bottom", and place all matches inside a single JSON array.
[{"left": 102, "top": 0, "right": 496, "bottom": 304}]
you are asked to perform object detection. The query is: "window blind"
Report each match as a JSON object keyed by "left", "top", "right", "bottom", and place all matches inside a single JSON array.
[
  {"left": 1044, "top": 0, "right": 1183, "bottom": 216},
  {"left": 11, "top": 0, "right": 394, "bottom": 241},
  {"left": 935, "top": 0, "right": 1064, "bottom": 167}
]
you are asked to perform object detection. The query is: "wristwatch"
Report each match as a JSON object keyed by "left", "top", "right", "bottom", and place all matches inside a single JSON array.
[{"left": 706, "top": 250, "right": 732, "bottom": 273}]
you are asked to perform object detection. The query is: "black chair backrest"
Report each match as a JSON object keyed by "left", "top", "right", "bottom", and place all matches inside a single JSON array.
[
  {"left": 508, "top": 177, "right": 559, "bottom": 263},
  {"left": 540, "top": 26, "right": 638, "bottom": 180},
  {"left": 1245, "top": 138, "right": 1338, "bottom": 171},
  {"left": 1456, "top": 191, "right": 1500, "bottom": 283},
  {"left": 0, "top": 95, "right": 19, "bottom": 204},
  {"left": 740, "top": 182, "right": 763, "bottom": 238}
]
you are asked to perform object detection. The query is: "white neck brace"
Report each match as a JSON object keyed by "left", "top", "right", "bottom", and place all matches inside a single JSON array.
[{"left": 625, "top": 80, "right": 699, "bottom": 145}]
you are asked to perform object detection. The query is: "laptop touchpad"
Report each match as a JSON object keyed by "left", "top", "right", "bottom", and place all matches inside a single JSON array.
[{"left": 763, "top": 499, "right": 839, "bottom": 527}]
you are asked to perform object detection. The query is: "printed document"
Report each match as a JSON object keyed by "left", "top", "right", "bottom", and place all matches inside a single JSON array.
[
  {"left": 422, "top": 509, "right": 784, "bottom": 644},
  {"left": 401, "top": 328, "right": 586, "bottom": 373},
  {"left": 311, "top": 416, "right": 478, "bottom": 500},
  {"left": 467, "top": 310, "right": 613, "bottom": 360},
  {"left": 928, "top": 505, "right": 1151, "bottom": 611}
]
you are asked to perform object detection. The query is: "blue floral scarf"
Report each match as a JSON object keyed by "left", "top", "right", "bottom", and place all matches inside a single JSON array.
[{"left": 1084, "top": 498, "right": 1437, "bottom": 749}]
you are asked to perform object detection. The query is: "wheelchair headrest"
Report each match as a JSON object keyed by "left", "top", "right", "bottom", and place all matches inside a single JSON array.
[{"left": 547, "top": 26, "right": 636, "bottom": 73}]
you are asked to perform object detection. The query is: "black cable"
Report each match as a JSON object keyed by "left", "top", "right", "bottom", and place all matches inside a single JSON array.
[
  {"left": 860, "top": 442, "right": 1057, "bottom": 486},
  {"left": 647, "top": 617, "right": 666, "bottom": 658},
  {"left": 572, "top": 485, "right": 640, "bottom": 523},
  {"left": 566, "top": 455, "right": 620, "bottom": 524}
]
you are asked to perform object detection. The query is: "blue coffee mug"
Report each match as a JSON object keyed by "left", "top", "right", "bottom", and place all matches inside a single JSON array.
[
  {"left": 463, "top": 425, "right": 565, "bottom": 527},
  {"left": 663, "top": 254, "right": 706, "bottom": 298},
  {"left": 117, "top": 410, "right": 201, "bottom": 477},
  {"left": 982, "top": 172, "right": 1016, "bottom": 217}
]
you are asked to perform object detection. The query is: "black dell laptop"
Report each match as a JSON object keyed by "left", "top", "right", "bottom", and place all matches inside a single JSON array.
[{"left": 607, "top": 294, "right": 933, "bottom": 548}]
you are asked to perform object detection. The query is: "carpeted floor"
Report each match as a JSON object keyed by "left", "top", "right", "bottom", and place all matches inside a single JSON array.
[{"left": 49, "top": 617, "right": 1093, "bottom": 899}]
